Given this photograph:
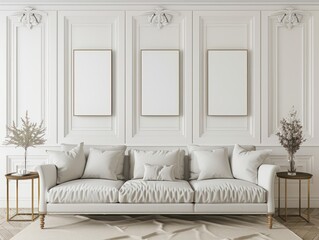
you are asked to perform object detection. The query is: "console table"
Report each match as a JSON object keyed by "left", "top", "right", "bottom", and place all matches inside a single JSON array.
[{"left": 277, "top": 171, "right": 312, "bottom": 222}]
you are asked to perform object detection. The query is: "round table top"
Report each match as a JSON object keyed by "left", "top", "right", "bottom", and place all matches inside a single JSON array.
[
  {"left": 276, "top": 171, "right": 312, "bottom": 179},
  {"left": 5, "top": 171, "right": 39, "bottom": 180}
]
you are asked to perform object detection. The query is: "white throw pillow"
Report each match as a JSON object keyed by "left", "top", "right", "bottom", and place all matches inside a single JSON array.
[
  {"left": 188, "top": 145, "right": 224, "bottom": 180},
  {"left": 143, "top": 164, "right": 175, "bottom": 181},
  {"left": 195, "top": 149, "right": 233, "bottom": 180},
  {"left": 61, "top": 144, "right": 126, "bottom": 180},
  {"left": 231, "top": 144, "right": 272, "bottom": 184},
  {"left": 81, "top": 148, "right": 124, "bottom": 180},
  {"left": 47, "top": 142, "right": 86, "bottom": 184},
  {"left": 130, "top": 149, "right": 185, "bottom": 179}
]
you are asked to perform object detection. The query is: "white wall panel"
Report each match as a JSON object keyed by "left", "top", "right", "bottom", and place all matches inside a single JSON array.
[
  {"left": 5, "top": 10, "right": 57, "bottom": 144},
  {"left": 261, "top": 10, "right": 319, "bottom": 146},
  {"left": 58, "top": 11, "right": 125, "bottom": 144},
  {"left": 193, "top": 11, "right": 260, "bottom": 145},
  {"left": 126, "top": 10, "right": 192, "bottom": 145}
]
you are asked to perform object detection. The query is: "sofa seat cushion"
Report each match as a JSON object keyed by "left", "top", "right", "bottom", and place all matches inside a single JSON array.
[
  {"left": 190, "top": 179, "right": 267, "bottom": 203},
  {"left": 48, "top": 179, "right": 124, "bottom": 203},
  {"left": 119, "top": 180, "right": 194, "bottom": 203}
]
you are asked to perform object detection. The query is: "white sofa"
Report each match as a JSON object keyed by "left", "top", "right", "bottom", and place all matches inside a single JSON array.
[{"left": 36, "top": 146, "right": 279, "bottom": 229}]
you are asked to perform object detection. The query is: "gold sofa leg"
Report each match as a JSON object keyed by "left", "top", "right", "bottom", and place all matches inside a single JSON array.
[
  {"left": 40, "top": 214, "right": 45, "bottom": 229},
  {"left": 267, "top": 214, "right": 273, "bottom": 229}
]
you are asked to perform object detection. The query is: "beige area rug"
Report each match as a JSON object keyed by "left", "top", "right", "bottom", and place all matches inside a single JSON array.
[{"left": 11, "top": 214, "right": 301, "bottom": 240}]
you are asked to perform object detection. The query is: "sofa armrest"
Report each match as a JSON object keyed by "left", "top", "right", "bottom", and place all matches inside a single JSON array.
[
  {"left": 257, "top": 164, "right": 280, "bottom": 214},
  {"left": 36, "top": 164, "right": 57, "bottom": 213}
]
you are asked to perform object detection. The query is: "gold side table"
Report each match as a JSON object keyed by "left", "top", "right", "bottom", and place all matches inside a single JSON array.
[
  {"left": 277, "top": 171, "right": 312, "bottom": 222},
  {"left": 5, "top": 171, "right": 40, "bottom": 221}
]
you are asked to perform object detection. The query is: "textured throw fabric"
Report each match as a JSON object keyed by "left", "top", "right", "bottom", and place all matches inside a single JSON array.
[
  {"left": 190, "top": 179, "right": 267, "bottom": 203},
  {"left": 61, "top": 144, "right": 126, "bottom": 180},
  {"left": 82, "top": 148, "right": 125, "bottom": 180},
  {"left": 130, "top": 149, "right": 185, "bottom": 179},
  {"left": 47, "top": 143, "right": 86, "bottom": 184},
  {"left": 48, "top": 179, "right": 124, "bottom": 203},
  {"left": 119, "top": 179, "right": 194, "bottom": 203},
  {"left": 194, "top": 149, "right": 233, "bottom": 180},
  {"left": 188, "top": 145, "right": 224, "bottom": 180},
  {"left": 143, "top": 164, "right": 175, "bottom": 181},
  {"left": 231, "top": 144, "right": 272, "bottom": 184}
]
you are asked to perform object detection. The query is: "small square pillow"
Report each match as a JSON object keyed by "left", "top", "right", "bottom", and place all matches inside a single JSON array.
[
  {"left": 130, "top": 149, "right": 185, "bottom": 179},
  {"left": 143, "top": 164, "right": 175, "bottom": 181},
  {"left": 195, "top": 149, "right": 233, "bottom": 180},
  {"left": 81, "top": 148, "right": 125, "bottom": 180},
  {"left": 47, "top": 142, "right": 86, "bottom": 184},
  {"left": 61, "top": 144, "right": 126, "bottom": 180},
  {"left": 231, "top": 144, "right": 272, "bottom": 184}
]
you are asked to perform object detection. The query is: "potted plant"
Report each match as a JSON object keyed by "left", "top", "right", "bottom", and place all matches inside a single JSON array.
[
  {"left": 4, "top": 111, "right": 46, "bottom": 175},
  {"left": 276, "top": 107, "right": 306, "bottom": 175}
]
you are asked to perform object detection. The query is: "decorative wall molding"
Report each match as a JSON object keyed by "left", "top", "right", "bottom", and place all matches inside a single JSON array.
[
  {"left": 271, "top": 8, "right": 306, "bottom": 29},
  {"left": 126, "top": 11, "right": 192, "bottom": 145},
  {"left": 58, "top": 11, "right": 125, "bottom": 144},
  {"left": 6, "top": 155, "right": 48, "bottom": 173},
  {"left": 13, "top": 7, "right": 46, "bottom": 29},
  {"left": 143, "top": 7, "right": 176, "bottom": 29},
  {"left": 261, "top": 10, "right": 317, "bottom": 145},
  {"left": 193, "top": 11, "right": 260, "bottom": 145},
  {"left": 6, "top": 11, "right": 57, "bottom": 144}
]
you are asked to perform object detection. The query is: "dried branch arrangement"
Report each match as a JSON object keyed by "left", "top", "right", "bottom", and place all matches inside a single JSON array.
[
  {"left": 276, "top": 107, "right": 306, "bottom": 155},
  {"left": 4, "top": 111, "right": 46, "bottom": 172}
]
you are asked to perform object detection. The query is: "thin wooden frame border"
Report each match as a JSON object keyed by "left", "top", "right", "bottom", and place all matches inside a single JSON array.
[
  {"left": 72, "top": 49, "right": 112, "bottom": 116},
  {"left": 206, "top": 49, "right": 248, "bottom": 116},
  {"left": 140, "top": 49, "right": 180, "bottom": 116}
]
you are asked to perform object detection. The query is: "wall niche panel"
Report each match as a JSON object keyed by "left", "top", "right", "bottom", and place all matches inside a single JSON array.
[
  {"left": 126, "top": 11, "right": 192, "bottom": 145},
  {"left": 58, "top": 11, "right": 125, "bottom": 144},
  {"left": 4, "top": 11, "right": 57, "bottom": 144},
  {"left": 193, "top": 11, "right": 260, "bottom": 145},
  {"left": 261, "top": 11, "right": 319, "bottom": 145}
]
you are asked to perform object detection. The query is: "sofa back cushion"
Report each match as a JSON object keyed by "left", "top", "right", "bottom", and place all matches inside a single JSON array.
[{"left": 129, "top": 149, "right": 185, "bottom": 179}]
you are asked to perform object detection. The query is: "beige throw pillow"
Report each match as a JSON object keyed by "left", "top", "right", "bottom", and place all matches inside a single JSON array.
[
  {"left": 61, "top": 144, "right": 126, "bottom": 180},
  {"left": 231, "top": 144, "right": 272, "bottom": 184},
  {"left": 81, "top": 148, "right": 124, "bottom": 180},
  {"left": 188, "top": 145, "right": 224, "bottom": 180},
  {"left": 195, "top": 149, "right": 233, "bottom": 180},
  {"left": 47, "top": 142, "right": 86, "bottom": 184},
  {"left": 143, "top": 164, "right": 175, "bottom": 181}
]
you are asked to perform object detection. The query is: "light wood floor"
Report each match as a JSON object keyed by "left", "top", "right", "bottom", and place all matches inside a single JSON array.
[{"left": 0, "top": 208, "right": 318, "bottom": 240}]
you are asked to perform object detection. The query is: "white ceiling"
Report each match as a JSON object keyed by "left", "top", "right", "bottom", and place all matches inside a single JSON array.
[{"left": 0, "top": 0, "right": 319, "bottom": 3}]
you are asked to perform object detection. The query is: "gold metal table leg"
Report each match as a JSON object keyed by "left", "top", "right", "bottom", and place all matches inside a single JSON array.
[
  {"left": 278, "top": 178, "right": 280, "bottom": 217},
  {"left": 16, "top": 180, "right": 18, "bottom": 215},
  {"left": 38, "top": 177, "right": 40, "bottom": 210},
  {"left": 285, "top": 179, "right": 287, "bottom": 221},
  {"left": 299, "top": 179, "right": 301, "bottom": 216},
  {"left": 6, "top": 179, "right": 9, "bottom": 221},
  {"left": 308, "top": 179, "right": 310, "bottom": 222},
  {"left": 32, "top": 179, "right": 34, "bottom": 220}
]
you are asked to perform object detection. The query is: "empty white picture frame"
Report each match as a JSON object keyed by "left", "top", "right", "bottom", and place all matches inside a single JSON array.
[
  {"left": 141, "top": 50, "right": 180, "bottom": 116},
  {"left": 73, "top": 49, "right": 112, "bottom": 116},
  {"left": 208, "top": 50, "right": 248, "bottom": 116}
]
